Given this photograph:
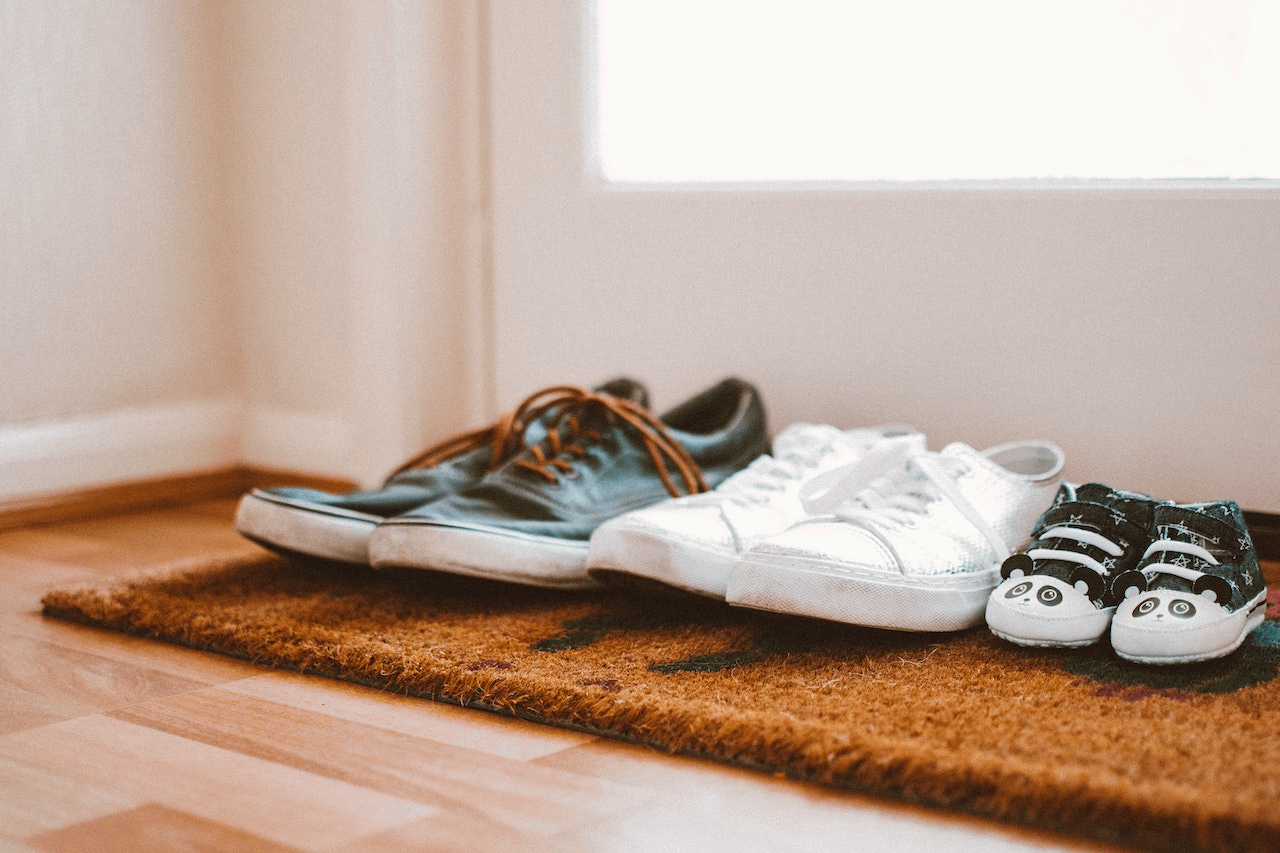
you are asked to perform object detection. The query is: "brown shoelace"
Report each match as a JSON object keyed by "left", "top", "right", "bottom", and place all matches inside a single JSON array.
[
  {"left": 387, "top": 398, "right": 533, "bottom": 479},
  {"left": 387, "top": 386, "right": 708, "bottom": 498},
  {"left": 506, "top": 386, "right": 709, "bottom": 498}
]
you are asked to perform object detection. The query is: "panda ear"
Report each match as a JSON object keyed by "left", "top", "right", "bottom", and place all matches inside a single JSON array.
[
  {"left": 1112, "top": 570, "right": 1147, "bottom": 600},
  {"left": 1193, "top": 574, "right": 1233, "bottom": 604},
  {"left": 1069, "top": 566, "right": 1104, "bottom": 600},
  {"left": 1001, "top": 553, "right": 1034, "bottom": 580}
]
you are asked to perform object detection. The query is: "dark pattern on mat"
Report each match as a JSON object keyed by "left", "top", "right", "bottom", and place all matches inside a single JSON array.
[{"left": 42, "top": 554, "right": 1280, "bottom": 853}]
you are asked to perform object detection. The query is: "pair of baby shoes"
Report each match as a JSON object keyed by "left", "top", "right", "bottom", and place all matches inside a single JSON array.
[{"left": 986, "top": 482, "right": 1267, "bottom": 665}]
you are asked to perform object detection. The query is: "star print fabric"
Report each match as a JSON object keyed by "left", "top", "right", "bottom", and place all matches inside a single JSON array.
[
  {"left": 1134, "top": 501, "right": 1262, "bottom": 611},
  {"left": 1019, "top": 482, "right": 1161, "bottom": 609}
]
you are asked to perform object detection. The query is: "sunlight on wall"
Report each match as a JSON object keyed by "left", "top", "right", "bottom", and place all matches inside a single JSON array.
[{"left": 596, "top": 0, "right": 1280, "bottom": 182}]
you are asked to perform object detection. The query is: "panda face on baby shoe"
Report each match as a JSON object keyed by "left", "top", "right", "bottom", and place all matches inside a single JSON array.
[
  {"left": 1002, "top": 577, "right": 1067, "bottom": 608},
  {"left": 995, "top": 572, "right": 1099, "bottom": 615},
  {"left": 1133, "top": 595, "right": 1194, "bottom": 620},
  {"left": 1111, "top": 569, "right": 1235, "bottom": 624},
  {"left": 1114, "top": 585, "right": 1231, "bottom": 627},
  {"left": 996, "top": 553, "right": 1108, "bottom": 612},
  {"left": 986, "top": 558, "right": 1117, "bottom": 649}
]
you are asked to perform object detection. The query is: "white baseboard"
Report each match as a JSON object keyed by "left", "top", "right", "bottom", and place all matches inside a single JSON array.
[
  {"left": 0, "top": 399, "right": 370, "bottom": 503},
  {"left": 0, "top": 398, "right": 243, "bottom": 502}
]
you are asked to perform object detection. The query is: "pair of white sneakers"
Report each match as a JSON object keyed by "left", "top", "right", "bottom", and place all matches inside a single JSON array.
[{"left": 587, "top": 423, "right": 1065, "bottom": 632}]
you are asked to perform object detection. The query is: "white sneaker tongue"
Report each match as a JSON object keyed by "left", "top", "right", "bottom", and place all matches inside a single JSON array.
[
  {"left": 769, "top": 423, "right": 844, "bottom": 462},
  {"left": 940, "top": 441, "right": 984, "bottom": 465},
  {"left": 772, "top": 423, "right": 919, "bottom": 465}
]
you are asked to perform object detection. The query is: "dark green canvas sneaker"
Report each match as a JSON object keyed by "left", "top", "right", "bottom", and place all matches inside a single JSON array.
[
  {"left": 234, "top": 378, "right": 648, "bottom": 564},
  {"left": 367, "top": 378, "right": 770, "bottom": 588}
]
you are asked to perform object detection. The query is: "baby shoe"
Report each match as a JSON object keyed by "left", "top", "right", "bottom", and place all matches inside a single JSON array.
[
  {"left": 986, "top": 482, "right": 1161, "bottom": 648},
  {"left": 1110, "top": 500, "right": 1267, "bottom": 665}
]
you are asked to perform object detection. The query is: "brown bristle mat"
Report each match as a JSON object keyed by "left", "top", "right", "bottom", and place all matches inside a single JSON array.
[{"left": 43, "top": 555, "right": 1280, "bottom": 853}]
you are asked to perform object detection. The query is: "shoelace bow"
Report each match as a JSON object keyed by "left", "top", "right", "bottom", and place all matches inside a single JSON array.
[
  {"left": 720, "top": 426, "right": 923, "bottom": 506},
  {"left": 501, "top": 386, "right": 708, "bottom": 498},
  {"left": 798, "top": 434, "right": 924, "bottom": 514},
  {"left": 799, "top": 437, "right": 1012, "bottom": 562}
]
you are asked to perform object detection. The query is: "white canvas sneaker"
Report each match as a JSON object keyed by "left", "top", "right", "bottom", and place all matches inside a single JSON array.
[
  {"left": 726, "top": 439, "right": 1065, "bottom": 632},
  {"left": 586, "top": 424, "right": 924, "bottom": 598}
]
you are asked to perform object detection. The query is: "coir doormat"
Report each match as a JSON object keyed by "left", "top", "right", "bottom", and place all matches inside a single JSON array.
[{"left": 42, "top": 553, "right": 1280, "bottom": 853}]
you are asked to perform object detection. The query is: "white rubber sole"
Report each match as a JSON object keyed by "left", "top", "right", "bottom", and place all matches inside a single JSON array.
[
  {"left": 234, "top": 491, "right": 379, "bottom": 565},
  {"left": 987, "top": 623, "right": 1108, "bottom": 649},
  {"left": 1111, "top": 591, "right": 1268, "bottom": 665},
  {"left": 587, "top": 524, "right": 737, "bottom": 599},
  {"left": 727, "top": 553, "right": 1000, "bottom": 632},
  {"left": 368, "top": 519, "right": 601, "bottom": 590}
]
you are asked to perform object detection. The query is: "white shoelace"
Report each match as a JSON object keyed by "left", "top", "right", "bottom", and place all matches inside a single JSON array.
[
  {"left": 797, "top": 434, "right": 925, "bottom": 512},
  {"left": 714, "top": 453, "right": 817, "bottom": 505},
  {"left": 717, "top": 427, "right": 912, "bottom": 507},
  {"left": 1028, "top": 526, "right": 1124, "bottom": 580},
  {"left": 799, "top": 438, "right": 1011, "bottom": 562},
  {"left": 1138, "top": 538, "right": 1219, "bottom": 585}
]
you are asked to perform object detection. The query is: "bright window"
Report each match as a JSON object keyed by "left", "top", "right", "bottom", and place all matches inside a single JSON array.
[{"left": 595, "top": 0, "right": 1280, "bottom": 183}]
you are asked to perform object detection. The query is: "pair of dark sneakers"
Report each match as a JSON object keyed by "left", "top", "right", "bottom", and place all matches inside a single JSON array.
[
  {"left": 235, "top": 377, "right": 770, "bottom": 589},
  {"left": 986, "top": 482, "right": 1267, "bottom": 665}
]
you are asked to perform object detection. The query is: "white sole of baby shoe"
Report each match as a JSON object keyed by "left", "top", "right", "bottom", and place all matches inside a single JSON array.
[{"left": 1111, "top": 591, "right": 1268, "bottom": 665}]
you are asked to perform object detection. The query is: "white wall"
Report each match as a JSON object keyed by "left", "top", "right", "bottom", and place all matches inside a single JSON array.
[
  {"left": 219, "top": 0, "right": 482, "bottom": 482},
  {"left": 0, "top": 0, "right": 240, "bottom": 496},
  {"left": 2, "top": 0, "right": 1277, "bottom": 515},
  {"left": 0, "top": 0, "right": 484, "bottom": 500},
  {"left": 487, "top": 2, "right": 1280, "bottom": 513}
]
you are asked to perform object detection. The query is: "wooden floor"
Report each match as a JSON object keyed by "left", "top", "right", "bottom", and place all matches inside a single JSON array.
[{"left": 0, "top": 497, "right": 1146, "bottom": 853}]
